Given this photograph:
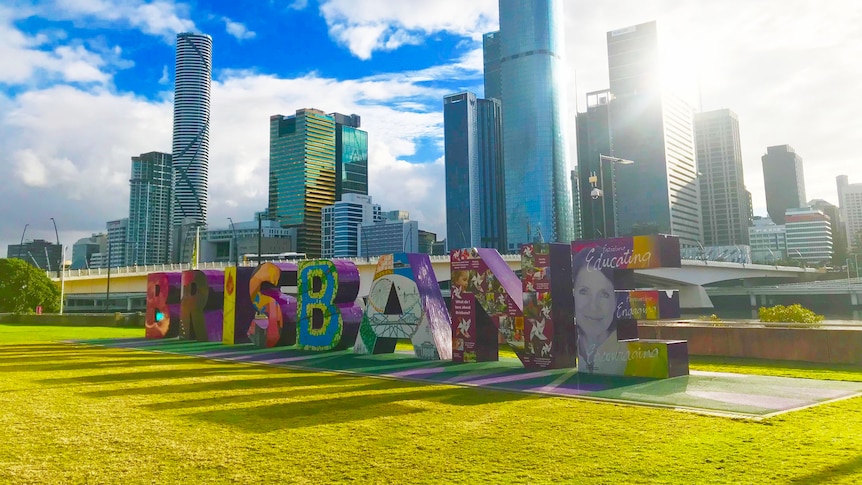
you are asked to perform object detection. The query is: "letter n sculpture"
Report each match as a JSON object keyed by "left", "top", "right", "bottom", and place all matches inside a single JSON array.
[{"left": 450, "top": 248, "right": 529, "bottom": 365}]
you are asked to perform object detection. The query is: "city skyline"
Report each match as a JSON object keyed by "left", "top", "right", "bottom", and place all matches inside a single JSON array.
[{"left": 1, "top": 1, "right": 860, "bottom": 255}]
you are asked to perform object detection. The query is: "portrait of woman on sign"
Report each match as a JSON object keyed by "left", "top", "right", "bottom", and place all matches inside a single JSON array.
[{"left": 572, "top": 248, "right": 626, "bottom": 375}]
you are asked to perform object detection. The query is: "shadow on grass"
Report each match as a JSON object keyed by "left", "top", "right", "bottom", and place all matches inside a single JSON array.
[
  {"left": 790, "top": 454, "right": 862, "bottom": 484},
  {"left": 132, "top": 377, "right": 435, "bottom": 411},
  {"left": 188, "top": 382, "right": 535, "bottom": 432},
  {"left": 85, "top": 373, "right": 361, "bottom": 398},
  {"left": 5, "top": 341, "right": 537, "bottom": 433}
]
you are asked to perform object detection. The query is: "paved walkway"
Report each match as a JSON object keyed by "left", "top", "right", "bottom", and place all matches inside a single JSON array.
[{"left": 80, "top": 337, "right": 862, "bottom": 419}]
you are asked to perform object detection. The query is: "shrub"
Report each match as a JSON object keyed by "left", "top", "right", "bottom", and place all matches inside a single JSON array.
[{"left": 758, "top": 304, "right": 824, "bottom": 324}]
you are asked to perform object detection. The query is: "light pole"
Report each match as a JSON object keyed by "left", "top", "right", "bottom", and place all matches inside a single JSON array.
[
  {"left": 790, "top": 248, "right": 806, "bottom": 270},
  {"left": 257, "top": 213, "right": 263, "bottom": 265},
  {"left": 696, "top": 240, "right": 708, "bottom": 265},
  {"left": 590, "top": 154, "right": 635, "bottom": 239},
  {"left": 227, "top": 217, "right": 239, "bottom": 267},
  {"left": 50, "top": 217, "right": 61, "bottom": 278},
  {"left": 59, "top": 245, "right": 66, "bottom": 315},
  {"left": 17, "top": 223, "right": 29, "bottom": 260},
  {"left": 105, "top": 238, "right": 112, "bottom": 312}
]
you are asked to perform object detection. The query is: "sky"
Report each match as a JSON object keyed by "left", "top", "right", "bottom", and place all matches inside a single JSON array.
[{"left": 1, "top": 0, "right": 860, "bottom": 257}]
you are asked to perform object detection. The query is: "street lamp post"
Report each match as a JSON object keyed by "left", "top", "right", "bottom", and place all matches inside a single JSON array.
[
  {"left": 59, "top": 245, "right": 66, "bottom": 315},
  {"left": 17, "top": 223, "right": 29, "bottom": 260},
  {"left": 696, "top": 240, "right": 708, "bottom": 265},
  {"left": 227, "top": 217, "right": 239, "bottom": 267},
  {"left": 105, "top": 239, "right": 112, "bottom": 312},
  {"left": 590, "top": 155, "right": 635, "bottom": 239},
  {"left": 50, "top": 217, "right": 61, "bottom": 278},
  {"left": 257, "top": 213, "right": 263, "bottom": 264}
]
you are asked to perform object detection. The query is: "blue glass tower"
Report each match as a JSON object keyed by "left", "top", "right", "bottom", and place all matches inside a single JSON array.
[
  {"left": 444, "top": 93, "right": 506, "bottom": 252},
  {"left": 330, "top": 113, "right": 368, "bottom": 199},
  {"left": 493, "top": 0, "right": 573, "bottom": 250}
]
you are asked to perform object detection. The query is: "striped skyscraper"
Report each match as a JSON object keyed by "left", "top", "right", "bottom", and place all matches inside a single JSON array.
[{"left": 171, "top": 32, "right": 212, "bottom": 262}]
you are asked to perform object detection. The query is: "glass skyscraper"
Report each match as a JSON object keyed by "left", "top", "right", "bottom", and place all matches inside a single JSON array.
[
  {"left": 694, "top": 109, "right": 750, "bottom": 246},
  {"left": 444, "top": 92, "right": 506, "bottom": 252},
  {"left": 593, "top": 21, "right": 702, "bottom": 246},
  {"left": 489, "top": 0, "right": 573, "bottom": 249},
  {"left": 269, "top": 110, "right": 367, "bottom": 258},
  {"left": 321, "top": 194, "right": 376, "bottom": 258},
  {"left": 762, "top": 144, "right": 806, "bottom": 225},
  {"left": 171, "top": 32, "right": 212, "bottom": 261},
  {"left": 269, "top": 109, "right": 339, "bottom": 258},
  {"left": 330, "top": 113, "right": 368, "bottom": 199},
  {"left": 128, "top": 151, "right": 173, "bottom": 265}
]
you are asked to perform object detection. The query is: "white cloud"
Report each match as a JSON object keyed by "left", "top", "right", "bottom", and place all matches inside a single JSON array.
[
  {"left": 0, "top": 66, "right": 451, "bottom": 254},
  {"left": 159, "top": 64, "right": 169, "bottom": 84},
  {"left": 223, "top": 17, "right": 255, "bottom": 41},
  {"left": 45, "top": 0, "right": 195, "bottom": 41},
  {"left": 0, "top": 8, "right": 116, "bottom": 85},
  {"left": 319, "top": 0, "right": 497, "bottom": 59},
  {"left": 288, "top": 0, "right": 308, "bottom": 10}
]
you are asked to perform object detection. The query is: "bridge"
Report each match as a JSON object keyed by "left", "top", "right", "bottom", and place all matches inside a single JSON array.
[{"left": 53, "top": 256, "right": 814, "bottom": 313}]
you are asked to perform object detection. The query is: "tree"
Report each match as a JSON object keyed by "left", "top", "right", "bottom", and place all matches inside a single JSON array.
[{"left": 0, "top": 258, "right": 60, "bottom": 314}]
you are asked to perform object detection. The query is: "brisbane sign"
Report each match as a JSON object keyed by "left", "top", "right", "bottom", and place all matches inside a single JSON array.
[{"left": 145, "top": 234, "right": 688, "bottom": 378}]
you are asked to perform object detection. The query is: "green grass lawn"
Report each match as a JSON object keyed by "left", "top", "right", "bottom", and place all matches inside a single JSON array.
[{"left": 2, "top": 324, "right": 862, "bottom": 484}]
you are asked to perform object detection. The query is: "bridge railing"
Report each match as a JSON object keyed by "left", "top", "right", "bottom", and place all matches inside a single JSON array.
[
  {"left": 51, "top": 254, "right": 811, "bottom": 280},
  {"left": 51, "top": 254, "right": 522, "bottom": 279}
]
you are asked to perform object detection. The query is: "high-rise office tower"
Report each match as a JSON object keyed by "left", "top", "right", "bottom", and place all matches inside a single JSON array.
[
  {"left": 330, "top": 113, "right": 368, "bottom": 199},
  {"left": 106, "top": 218, "right": 129, "bottom": 268},
  {"left": 321, "top": 193, "right": 376, "bottom": 258},
  {"left": 589, "top": 21, "right": 702, "bottom": 246},
  {"left": 128, "top": 151, "right": 173, "bottom": 265},
  {"left": 71, "top": 234, "right": 106, "bottom": 270},
  {"left": 838, "top": 175, "right": 862, "bottom": 252},
  {"left": 809, "top": 198, "right": 845, "bottom": 265},
  {"left": 171, "top": 32, "right": 212, "bottom": 261},
  {"left": 762, "top": 144, "right": 806, "bottom": 225},
  {"left": 444, "top": 92, "right": 506, "bottom": 251},
  {"left": 694, "top": 109, "right": 749, "bottom": 246},
  {"left": 360, "top": 210, "right": 420, "bottom": 257},
  {"left": 489, "top": 0, "right": 573, "bottom": 249},
  {"left": 785, "top": 207, "right": 832, "bottom": 265},
  {"left": 482, "top": 31, "right": 502, "bottom": 101},
  {"left": 269, "top": 109, "right": 338, "bottom": 258},
  {"left": 575, "top": 90, "right": 615, "bottom": 239}
]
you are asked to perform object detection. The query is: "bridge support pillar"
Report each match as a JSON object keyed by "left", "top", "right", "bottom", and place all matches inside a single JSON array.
[{"left": 679, "top": 285, "right": 713, "bottom": 310}]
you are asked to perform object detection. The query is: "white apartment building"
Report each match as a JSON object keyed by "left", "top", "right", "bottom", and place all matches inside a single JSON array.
[
  {"left": 321, "top": 194, "right": 378, "bottom": 259},
  {"left": 785, "top": 208, "right": 832, "bottom": 265}
]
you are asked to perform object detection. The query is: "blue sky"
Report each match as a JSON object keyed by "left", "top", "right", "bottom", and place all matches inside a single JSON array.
[{"left": 1, "top": 0, "right": 860, "bottom": 256}]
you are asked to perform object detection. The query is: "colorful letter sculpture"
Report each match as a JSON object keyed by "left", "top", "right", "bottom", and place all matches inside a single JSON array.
[
  {"left": 521, "top": 243, "right": 577, "bottom": 369},
  {"left": 355, "top": 253, "right": 453, "bottom": 360},
  {"left": 450, "top": 248, "right": 526, "bottom": 365},
  {"left": 247, "top": 262, "right": 298, "bottom": 348},
  {"left": 180, "top": 270, "right": 225, "bottom": 342},
  {"left": 296, "top": 260, "right": 362, "bottom": 351},
  {"left": 145, "top": 272, "right": 181, "bottom": 339},
  {"left": 222, "top": 266, "right": 255, "bottom": 345},
  {"left": 571, "top": 235, "right": 688, "bottom": 378}
]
